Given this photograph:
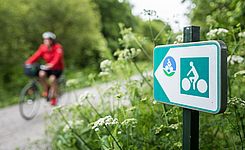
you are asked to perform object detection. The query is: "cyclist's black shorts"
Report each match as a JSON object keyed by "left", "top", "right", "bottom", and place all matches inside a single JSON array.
[{"left": 41, "top": 70, "right": 63, "bottom": 78}]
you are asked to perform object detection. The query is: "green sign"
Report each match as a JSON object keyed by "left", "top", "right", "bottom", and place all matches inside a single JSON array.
[{"left": 154, "top": 41, "right": 227, "bottom": 114}]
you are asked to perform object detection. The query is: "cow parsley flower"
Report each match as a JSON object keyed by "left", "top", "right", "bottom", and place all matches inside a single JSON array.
[
  {"left": 174, "top": 34, "right": 183, "bottom": 44},
  {"left": 98, "top": 71, "right": 110, "bottom": 77},
  {"left": 79, "top": 91, "right": 94, "bottom": 105},
  {"left": 238, "top": 32, "right": 245, "bottom": 38},
  {"left": 63, "top": 120, "right": 84, "bottom": 132},
  {"left": 206, "top": 28, "right": 229, "bottom": 39},
  {"left": 121, "top": 118, "right": 137, "bottom": 128},
  {"left": 155, "top": 124, "right": 164, "bottom": 134},
  {"left": 99, "top": 59, "right": 112, "bottom": 77},
  {"left": 51, "top": 105, "right": 64, "bottom": 114},
  {"left": 115, "top": 48, "right": 141, "bottom": 60},
  {"left": 234, "top": 70, "right": 245, "bottom": 78},
  {"left": 169, "top": 123, "right": 179, "bottom": 130},
  {"left": 66, "top": 79, "right": 80, "bottom": 87},
  {"left": 100, "top": 59, "right": 112, "bottom": 72},
  {"left": 91, "top": 115, "right": 119, "bottom": 131},
  {"left": 227, "top": 55, "right": 244, "bottom": 65}
]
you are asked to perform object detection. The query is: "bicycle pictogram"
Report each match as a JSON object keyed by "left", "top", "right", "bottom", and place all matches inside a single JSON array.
[
  {"left": 181, "top": 61, "right": 208, "bottom": 94},
  {"left": 180, "top": 57, "right": 209, "bottom": 98}
]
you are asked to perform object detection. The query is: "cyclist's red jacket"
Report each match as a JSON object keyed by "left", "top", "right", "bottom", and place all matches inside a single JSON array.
[{"left": 25, "top": 43, "right": 64, "bottom": 70}]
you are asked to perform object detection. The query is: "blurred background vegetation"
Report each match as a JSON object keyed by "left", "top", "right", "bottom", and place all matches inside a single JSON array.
[
  {"left": 0, "top": 0, "right": 244, "bottom": 107},
  {"left": 0, "top": 0, "right": 171, "bottom": 107}
]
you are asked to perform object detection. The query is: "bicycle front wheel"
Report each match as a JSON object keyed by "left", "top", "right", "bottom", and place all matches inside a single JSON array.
[{"left": 19, "top": 81, "right": 41, "bottom": 120}]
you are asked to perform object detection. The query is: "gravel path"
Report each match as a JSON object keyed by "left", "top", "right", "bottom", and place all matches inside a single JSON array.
[
  {"left": 0, "top": 86, "right": 99, "bottom": 150},
  {"left": 0, "top": 73, "right": 148, "bottom": 150}
]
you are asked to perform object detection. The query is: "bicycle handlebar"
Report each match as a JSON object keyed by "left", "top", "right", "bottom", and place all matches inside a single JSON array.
[{"left": 40, "top": 65, "right": 50, "bottom": 70}]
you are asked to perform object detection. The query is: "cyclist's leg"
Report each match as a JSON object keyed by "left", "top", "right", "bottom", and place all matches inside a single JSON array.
[
  {"left": 38, "top": 70, "right": 49, "bottom": 96},
  {"left": 49, "top": 75, "right": 58, "bottom": 98},
  {"left": 192, "top": 77, "right": 198, "bottom": 90},
  {"left": 189, "top": 77, "right": 195, "bottom": 90},
  {"left": 48, "top": 70, "right": 62, "bottom": 105}
]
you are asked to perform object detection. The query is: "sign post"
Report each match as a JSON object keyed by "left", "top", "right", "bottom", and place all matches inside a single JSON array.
[
  {"left": 182, "top": 26, "right": 200, "bottom": 150},
  {"left": 153, "top": 26, "right": 227, "bottom": 149}
]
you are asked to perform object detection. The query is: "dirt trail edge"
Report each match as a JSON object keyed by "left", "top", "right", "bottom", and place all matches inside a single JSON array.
[{"left": 0, "top": 85, "right": 99, "bottom": 150}]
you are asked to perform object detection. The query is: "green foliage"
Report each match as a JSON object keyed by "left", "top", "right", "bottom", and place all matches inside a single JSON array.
[
  {"left": 0, "top": 0, "right": 110, "bottom": 106},
  {"left": 137, "top": 19, "right": 172, "bottom": 46},
  {"left": 47, "top": 13, "right": 245, "bottom": 148},
  {"left": 186, "top": 0, "right": 245, "bottom": 34},
  {"left": 91, "top": 0, "right": 138, "bottom": 52},
  {"left": 47, "top": 20, "right": 183, "bottom": 149},
  {"left": 23, "top": 0, "right": 110, "bottom": 67}
]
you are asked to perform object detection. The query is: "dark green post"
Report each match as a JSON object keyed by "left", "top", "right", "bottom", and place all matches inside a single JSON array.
[{"left": 183, "top": 26, "right": 200, "bottom": 150}]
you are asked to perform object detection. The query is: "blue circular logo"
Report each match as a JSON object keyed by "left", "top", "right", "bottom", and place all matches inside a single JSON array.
[{"left": 163, "top": 56, "right": 176, "bottom": 77}]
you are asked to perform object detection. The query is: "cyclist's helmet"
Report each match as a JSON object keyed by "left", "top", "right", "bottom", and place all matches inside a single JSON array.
[{"left": 42, "top": 31, "right": 56, "bottom": 40}]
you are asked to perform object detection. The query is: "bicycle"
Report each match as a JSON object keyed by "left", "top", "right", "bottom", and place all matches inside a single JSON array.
[
  {"left": 181, "top": 61, "right": 208, "bottom": 94},
  {"left": 182, "top": 77, "right": 208, "bottom": 94},
  {"left": 19, "top": 64, "right": 66, "bottom": 120}
]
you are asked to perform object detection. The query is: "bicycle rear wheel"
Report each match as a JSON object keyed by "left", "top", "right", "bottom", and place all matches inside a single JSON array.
[{"left": 19, "top": 81, "right": 41, "bottom": 120}]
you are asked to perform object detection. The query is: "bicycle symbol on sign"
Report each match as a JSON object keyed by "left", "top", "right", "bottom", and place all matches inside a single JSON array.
[{"left": 181, "top": 61, "right": 208, "bottom": 94}]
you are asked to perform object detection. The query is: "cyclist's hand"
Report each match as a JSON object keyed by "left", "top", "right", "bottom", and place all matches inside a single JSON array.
[
  {"left": 46, "top": 63, "right": 53, "bottom": 69},
  {"left": 25, "top": 64, "right": 32, "bottom": 68},
  {"left": 40, "top": 65, "right": 50, "bottom": 70}
]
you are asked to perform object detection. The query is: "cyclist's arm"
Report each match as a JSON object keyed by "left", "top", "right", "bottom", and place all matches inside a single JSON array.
[
  {"left": 25, "top": 46, "right": 43, "bottom": 64},
  {"left": 187, "top": 69, "right": 192, "bottom": 76}
]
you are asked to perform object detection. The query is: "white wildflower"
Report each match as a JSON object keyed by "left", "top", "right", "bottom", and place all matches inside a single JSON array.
[
  {"left": 79, "top": 91, "right": 94, "bottom": 104},
  {"left": 116, "top": 48, "right": 141, "bottom": 60},
  {"left": 66, "top": 79, "right": 80, "bottom": 87},
  {"left": 234, "top": 70, "right": 245, "bottom": 78},
  {"left": 62, "top": 120, "right": 84, "bottom": 132},
  {"left": 99, "top": 59, "right": 112, "bottom": 77},
  {"left": 121, "top": 118, "right": 137, "bottom": 128},
  {"left": 74, "top": 120, "right": 84, "bottom": 126},
  {"left": 51, "top": 105, "right": 63, "bottom": 114},
  {"left": 152, "top": 100, "right": 157, "bottom": 105},
  {"left": 206, "top": 28, "right": 228, "bottom": 39},
  {"left": 62, "top": 120, "right": 73, "bottom": 132},
  {"left": 174, "top": 34, "right": 183, "bottom": 44},
  {"left": 98, "top": 71, "right": 110, "bottom": 77},
  {"left": 126, "top": 106, "right": 136, "bottom": 111},
  {"left": 169, "top": 123, "right": 179, "bottom": 130},
  {"left": 63, "top": 124, "right": 70, "bottom": 132},
  {"left": 100, "top": 59, "right": 112, "bottom": 72},
  {"left": 91, "top": 115, "right": 119, "bottom": 131},
  {"left": 238, "top": 32, "right": 245, "bottom": 38},
  {"left": 155, "top": 124, "right": 164, "bottom": 134},
  {"left": 95, "top": 128, "right": 99, "bottom": 132},
  {"left": 227, "top": 55, "right": 244, "bottom": 65}
]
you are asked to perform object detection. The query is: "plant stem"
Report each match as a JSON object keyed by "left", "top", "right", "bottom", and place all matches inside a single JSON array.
[
  {"left": 234, "top": 106, "right": 244, "bottom": 148},
  {"left": 132, "top": 61, "right": 153, "bottom": 89},
  {"left": 153, "top": 25, "right": 166, "bottom": 44},
  {"left": 57, "top": 109, "right": 92, "bottom": 150},
  {"left": 148, "top": 18, "right": 155, "bottom": 46},
  {"left": 133, "top": 36, "right": 152, "bottom": 61},
  {"left": 227, "top": 44, "right": 239, "bottom": 98},
  {"left": 162, "top": 105, "right": 169, "bottom": 126},
  {"left": 86, "top": 99, "right": 123, "bottom": 150}
]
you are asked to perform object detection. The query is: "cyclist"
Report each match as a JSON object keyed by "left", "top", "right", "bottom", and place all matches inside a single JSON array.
[
  {"left": 25, "top": 32, "right": 64, "bottom": 106},
  {"left": 187, "top": 61, "right": 199, "bottom": 90}
]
